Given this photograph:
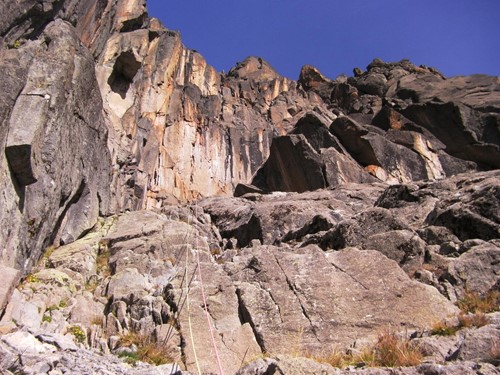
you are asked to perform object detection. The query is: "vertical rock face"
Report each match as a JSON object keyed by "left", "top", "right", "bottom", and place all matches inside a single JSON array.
[
  {"left": 1, "top": 2, "right": 499, "bottom": 374},
  {"left": 250, "top": 61, "right": 499, "bottom": 191},
  {"left": 93, "top": 7, "right": 332, "bottom": 209},
  {"left": 0, "top": 0, "right": 498, "bottom": 286},
  {"left": 0, "top": 1, "right": 116, "bottom": 314},
  {"left": 0, "top": 2, "right": 112, "bottom": 301},
  {"left": 4, "top": 0, "right": 494, "bottom": 217}
]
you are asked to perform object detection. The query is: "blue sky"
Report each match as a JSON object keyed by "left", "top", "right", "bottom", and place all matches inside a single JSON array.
[{"left": 146, "top": 0, "right": 500, "bottom": 80}]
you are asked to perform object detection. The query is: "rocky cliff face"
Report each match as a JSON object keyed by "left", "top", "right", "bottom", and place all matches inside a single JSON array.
[
  {"left": 1, "top": 171, "right": 499, "bottom": 374},
  {"left": 92, "top": 2, "right": 500, "bottom": 208},
  {"left": 93, "top": 4, "right": 330, "bottom": 209},
  {"left": 0, "top": 1, "right": 499, "bottom": 374},
  {"left": 0, "top": 1, "right": 112, "bottom": 305}
]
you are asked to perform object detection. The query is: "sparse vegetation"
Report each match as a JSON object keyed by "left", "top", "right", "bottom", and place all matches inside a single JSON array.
[
  {"left": 308, "top": 349, "right": 352, "bottom": 368},
  {"left": 164, "top": 255, "right": 177, "bottom": 266},
  {"left": 457, "top": 290, "right": 499, "bottom": 314},
  {"left": 421, "top": 262, "right": 446, "bottom": 278},
  {"left": 85, "top": 275, "right": 101, "bottom": 292},
  {"left": 372, "top": 330, "right": 423, "bottom": 367},
  {"left": 458, "top": 312, "right": 489, "bottom": 328},
  {"left": 90, "top": 315, "right": 104, "bottom": 327},
  {"left": 431, "top": 320, "right": 459, "bottom": 336},
  {"left": 431, "top": 290, "right": 497, "bottom": 337},
  {"left": 25, "top": 273, "right": 39, "bottom": 283},
  {"left": 96, "top": 241, "right": 111, "bottom": 277},
  {"left": 42, "top": 245, "right": 56, "bottom": 267},
  {"left": 69, "top": 325, "right": 86, "bottom": 344},
  {"left": 307, "top": 330, "right": 423, "bottom": 368},
  {"left": 209, "top": 243, "right": 222, "bottom": 257},
  {"left": 431, "top": 312, "right": 490, "bottom": 336},
  {"left": 118, "top": 351, "right": 141, "bottom": 365},
  {"left": 118, "top": 332, "right": 175, "bottom": 366}
]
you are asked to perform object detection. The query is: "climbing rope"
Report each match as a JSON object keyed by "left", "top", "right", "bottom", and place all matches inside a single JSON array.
[
  {"left": 178, "top": 203, "right": 225, "bottom": 374},
  {"left": 195, "top": 235, "right": 225, "bottom": 375},
  {"left": 185, "top": 240, "right": 202, "bottom": 375}
]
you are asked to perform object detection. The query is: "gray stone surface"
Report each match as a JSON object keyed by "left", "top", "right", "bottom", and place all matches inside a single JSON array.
[
  {"left": 1, "top": 190, "right": 499, "bottom": 374},
  {"left": 201, "top": 183, "right": 386, "bottom": 247},
  {"left": 0, "top": 1, "right": 499, "bottom": 374},
  {"left": 447, "top": 242, "right": 500, "bottom": 297},
  {"left": 0, "top": 267, "right": 19, "bottom": 312},
  {"left": 225, "top": 245, "right": 458, "bottom": 355},
  {"left": 0, "top": 16, "right": 111, "bottom": 303},
  {"left": 457, "top": 325, "right": 500, "bottom": 363}
]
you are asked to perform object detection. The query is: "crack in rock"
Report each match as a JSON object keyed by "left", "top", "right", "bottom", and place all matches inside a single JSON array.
[
  {"left": 274, "top": 254, "right": 318, "bottom": 338},
  {"left": 328, "top": 260, "right": 370, "bottom": 290},
  {"left": 235, "top": 288, "right": 267, "bottom": 354}
]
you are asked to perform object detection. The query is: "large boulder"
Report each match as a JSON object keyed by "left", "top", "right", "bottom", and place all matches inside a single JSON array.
[
  {"left": 402, "top": 102, "right": 500, "bottom": 168},
  {"left": 202, "top": 183, "right": 386, "bottom": 247},
  {"left": 252, "top": 134, "right": 327, "bottom": 193},
  {"left": 445, "top": 242, "right": 500, "bottom": 297},
  {"left": 425, "top": 172, "right": 500, "bottom": 241},
  {"left": 330, "top": 116, "right": 429, "bottom": 183},
  {"left": 251, "top": 113, "right": 379, "bottom": 193},
  {"left": 226, "top": 245, "right": 458, "bottom": 355}
]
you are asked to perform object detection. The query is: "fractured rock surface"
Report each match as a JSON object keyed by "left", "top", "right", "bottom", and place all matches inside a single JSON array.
[
  {"left": 227, "top": 245, "right": 457, "bottom": 354},
  {"left": 0, "top": 16, "right": 111, "bottom": 295},
  {"left": 1, "top": 170, "right": 499, "bottom": 374},
  {"left": 0, "top": 0, "right": 499, "bottom": 374}
]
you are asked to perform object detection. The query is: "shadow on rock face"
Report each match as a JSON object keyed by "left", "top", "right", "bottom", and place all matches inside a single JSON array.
[{"left": 107, "top": 51, "right": 141, "bottom": 99}]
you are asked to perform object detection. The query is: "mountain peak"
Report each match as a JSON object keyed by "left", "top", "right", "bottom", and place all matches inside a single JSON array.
[{"left": 227, "top": 56, "right": 280, "bottom": 80}]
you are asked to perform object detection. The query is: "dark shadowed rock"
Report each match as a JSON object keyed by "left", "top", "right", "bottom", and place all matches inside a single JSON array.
[
  {"left": 330, "top": 116, "right": 429, "bottom": 182},
  {"left": 394, "top": 73, "right": 500, "bottom": 112},
  {"left": 364, "top": 230, "right": 426, "bottom": 274},
  {"left": 425, "top": 173, "right": 500, "bottom": 241},
  {"left": 290, "top": 112, "right": 343, "bottom": 152},
  {"left": 234, "top": 183, "right": 267, "bottom": 197},
  {"left": 252, "top": 134, "right": 327, "bottom": 193},
  {"left": 356, "top": 72, "right": 388, "bottom": 96},
  {"left": 417, "top": 226, "right": 461, "bottom": 246},
  {"left": 375, "top": 170, "right": 500, "bottom": 233},
  {"left": 402, "top": 102, "right": 500, "bottom": 168},
  {"left": 318, "top": 207, "right": 409, "bottom": 250},
  {"left": 252, "top": 112, "right": 379, "bottom": 191},
  {"left": 321, "top": 147, "right": 380, "bottom": 185},
  {"left": 371, "top": 107, "right": 467, "bottom": 180},
  {"left": 282, "top": 214, "right": 336, "bottom": 243},
  {"left": 197, "top": 197, "right": 259, "bottom": 247}
]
